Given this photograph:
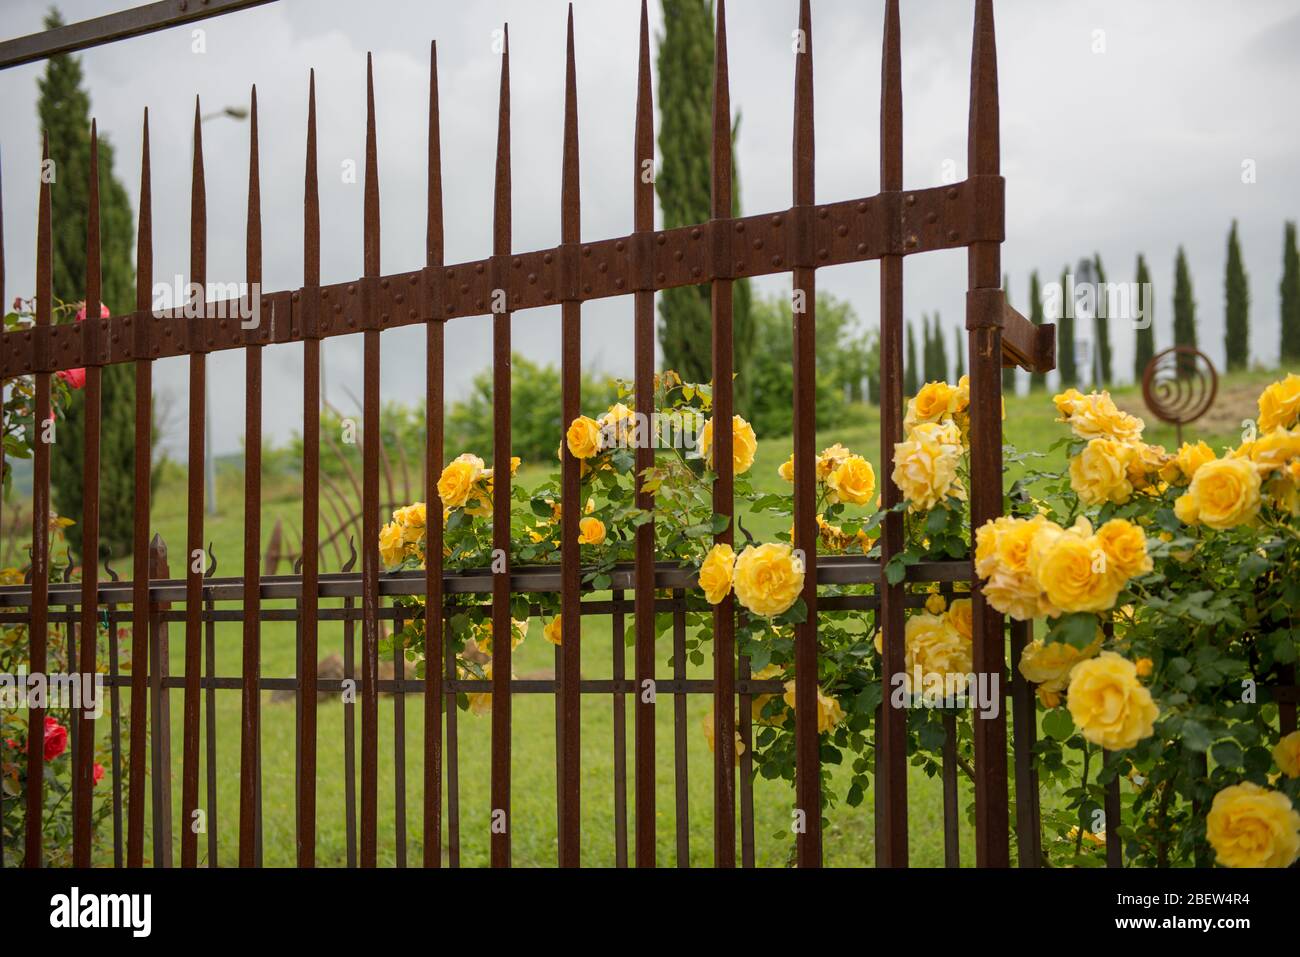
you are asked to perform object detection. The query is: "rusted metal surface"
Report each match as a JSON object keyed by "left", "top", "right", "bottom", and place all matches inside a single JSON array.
[
  {"left": 965, "top": 0, "right": 1011, "bottom": 868},
  {"left": 1010, "top": 618, "right": 1043, "bottom": 867},
  {"left": 558, "top": 8, "right": 582, "bottom": 868},
  {"left": 709, "top": 0, "right": 736, "bottom": 870},
  {"left": 875, "top": 0, "right": 909, "bottom": 869},
  {"left": 631, "top": 0, "right": 656, "bottom": 870},
  {"left": 0, "top": 0, "right": 279, "bottom": 70}
]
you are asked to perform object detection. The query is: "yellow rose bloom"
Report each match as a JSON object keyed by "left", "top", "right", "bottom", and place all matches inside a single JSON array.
[
  {"left": 566, "top": 415, "right": 603, "bottom": 460},
  {"left": 1018, "top": 635, "right": 1101, "bottom": 694},
  {"left": 815, "top": 443, "right": 852, "bottom": 480},
  {"left": 379, "top": 521, "right": 406, "bottom": 567},
  {"left": 892, "top": 420, "right": 965, "bottom": 512},
  {"left": 578, "top": 516, "right": 606, "bottom": 545},
  {"left": 1258, "top": 373, "right": 1300, "bottom": 431},
  {"left": 826, "top": 454, "right": 876, "bottom": 506},
  {"left": 1094, "top": 517, "right": 1153, "bottom": 581},
  {"left": 467, "top": 662, "right": 494, "bottom": 716},
  {"left": 1066, "top": 651, "right": 1159, "bottom": 751},
  {"left": 732, "top": 543, "right": 805, "bottom": 618},
  {"left": 1053, "top": 388, "right": 1145, "bottom": 443},
  {"left": 437, "top": 458, "right": 479, "bottom": 509},
  {"left": 1205, "top": 782, "right": 1300, "bottom": 868},
  {"left": 944, "top": 597, "right": 973, "bottom": 642},
  {"left": 904, "top": 380, "right": 959, "bottom": 431},
  {"left": 974, "top": 515, "right": 1054, "bottom": 621},
  {"left": 1034, "top": 521, "right": 1124, "bottom": 614},
  {"left": 543, "top": 615, "right": 563, "bottom": 647},
  {"left": 1273, "top": 730, "right": 1300, "bottom": 779},
  {"left": 778, "top": 454, "right": 795, "bottom": 483},
  {"left": 599, "top": 402, "right": 636, "bottom": 446},
  {"left": 698, "top": 543, "right": 736, "bottom": 605},
  {"left": 902, "top": 613, "right": 973, "bottom": 695},
  {"left": 781, "top": 680, "right": 846, "bottom": 733},
  {"left": 924, "top": 592, "right": 947, "bottom": 615},
  {"left": 1173, "top": 456, "right": 1262, "bottom": 529},
  {"left": 475, "top": 618, "right": 529, "bottom": 655},
  {"left": 393, "top": 502, "right": 427, "bottom": 544},
  {"left": 1236, "top": 426, "right": 1300, "bottom": 477},
  {"left": 1069, "top": 437, "right": 1136, "bottom": 506},
  {"left": 1164, "top": 439, "right": 1216, "bottom": 485},
  {"left": 700, "top": 415, "right": 758, "bottom": 475}
]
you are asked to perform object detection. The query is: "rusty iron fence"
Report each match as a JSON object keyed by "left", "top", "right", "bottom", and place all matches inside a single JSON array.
[{"left": 0, "top": 0, "right": 1150, "bottom": 869}]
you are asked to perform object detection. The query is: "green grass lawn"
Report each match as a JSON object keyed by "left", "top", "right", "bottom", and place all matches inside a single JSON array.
[{"left": 52, "top": 369, "right": 1280, "bottom": 866}]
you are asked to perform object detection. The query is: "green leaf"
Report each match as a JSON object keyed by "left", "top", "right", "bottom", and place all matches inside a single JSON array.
[
  {"left": 1043, "top": 708, "right": 1074, "bottom": 742},
  {"left": 1045, "top": 612, "right": 1099, "bottom": 649},
  {"left": 1210, "top": 740, "right": 1244, "bottom": 770},
  {"left": 711, "top": 512, "right": 732, "bottom": 535}
]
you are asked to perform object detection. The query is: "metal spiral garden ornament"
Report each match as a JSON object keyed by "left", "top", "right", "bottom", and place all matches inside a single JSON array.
[{"left": 1141, "top": 345, "right": 1218, "bottom": 444}]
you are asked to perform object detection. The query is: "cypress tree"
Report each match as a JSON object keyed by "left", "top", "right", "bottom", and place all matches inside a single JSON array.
[
  {"left": 1224, "top": 220, "right": 1250, "bottom": 371},
  {"left": 1093, "top": 253, "right": 1113, "bottom": 385},
  {"left": 1173, "top": 246, "right": 1198, "bottom": 378},
  {"left": 953, "top": 324, "right": 965, "bottom": 380},
  {"left": 1057, "top": 265, "right": 1077, "bottom": 388},
  {"left": 1133, "top": 254, "right": 1155, "bottom": 382},
  {"left": 934, "top": 313, "right": 949, "bottom": 382},
  {"left": 1281, "top": 222, "right": 1300, "bottom": 364},
  {"left": 656, "top": 0, "right": 752, "bottom": 406},
  {"left": 1028, "top": 271, "right": 1046, "bottom": 391},
  {"left": 1002, "top": 272, "right": 1015, "bottom": 392},
  {"left": 904, "top": 320, "right": 919, "bottom": 396},
  {"left": 40, "top": 9, "right": 137, "bottom": 561}
]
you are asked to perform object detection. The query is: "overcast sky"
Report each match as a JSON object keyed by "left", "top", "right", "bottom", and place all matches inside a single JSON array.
[{"left": 3, "top": 0, "right": 1299, "bottom": 456}]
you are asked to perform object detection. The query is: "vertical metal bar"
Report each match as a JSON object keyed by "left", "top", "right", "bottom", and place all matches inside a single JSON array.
[
  {"left": 942, "top": 712, "right": 960, "bottom": 867},
  {"left": 393, "top": 609, "right": 407, "bottom": 867},
  {"left": 791, "top": 0, "right": 821, "bottom": 869},
  {"left": 876, "top": 0, "right": 909, "bottom": 869},
  {"left": 558, "top": 6, "right": 582, "bottom": 868},
  {"left": 1279, "top": 665, "right": 1297, "bottom": 735},
  {"left": 489, "top": 25, "right": 514, "bottom": 869},
  {"left": 1104, "top": 751, "right": 1122, "bottom": 868},
  {"left": 966, "top": 0, "right": 1011, "bottom": 867},
  {"left": 181, "top": 99, "right": 207, "bottom": 870},
  {"left": 360, "top": 53, "right": 382, "bottom": 868},
  {"left": 342, "top": 550, "right": 357, "bottom": 867},
  {"left": 203, "top": 570, "right": 218, "bottom": 866},
  {"left": 299, "top": 70, "right": 321, "bottom": 868},
  {"left": 73, "top": 120, "right": 103, "bottom": 868},
  {"left": 423, "top": 41, "right": 446, "bottom": 870},
  {"left": 148, "top": 535, "right": 172, "bottom": 867},
  {"left": 107, "top": 598, "right": 124, "bottom": 866},
  {"left": 444, "top": 613, "right": 460, "bottom": 867},
  {"left": 632, "top": 0, "right": 657, "bottom": 869},
  {"left": 708, "top": 0, "right": 736, "bottom": 870},
  {"left": 24, "top": 131, "right": 53, "bottom": 869},
  {"left": 737, "top": 653, "right": 754, "bottom": 867},
  {"left": 238, "top": 87, "right": 265, "bottom": 870},
  {"left": 1009, "top": 618, "right": 1041, "bottom": 866},
  {"left": 127, "top": 111, "right": 152, "bottom": 868},
  {"left": 671, "top": 591, "right": 689, "bottom": 867},
  {"left": 612, "top": 591, "right": 628, "bottom": 867}
]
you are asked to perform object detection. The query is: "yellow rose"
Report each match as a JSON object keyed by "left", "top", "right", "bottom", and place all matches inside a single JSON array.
[
  {"left": 379, "top": 521, "right": 406, "bottom": 567},
  {"left": 1237, "top": 427, "right": 1300, "bottom": 476},
  {"left": 1069, "top": 437, "right": 1136, "bottom": 506},
  {"left": 578, "top": 516, "right": 606, "bottom": 545},
  {"left": 892, "top": 420, "right": 965, "bottom": 512},
  {"left": 700, "top": 415, "right": 758, "bottom": 475},
  {"left": 1258, "top": 373, "right": 1300, "bottom": 431},
  {"left": 924, "top": 592, "right": 947, "bottom": 615},
  {"left": 475, "top": 618, "right": 529, "bottom": 655},
  {"left": 944, "top": 598, "right": 973, "bottom": 641},
  {"left": 1134, "top": 657, "right": 1153, "bottom": 677},
  {"left": 781, "top": 680, "right": 846, "bottom": 733},
  {"left": 974, "top": 515, "right": 1054, "bottom": 621},
  {"left": 1274, "top": 730, "right": 1300, "bottom": 779},
  {"left": 543, "top": 615, "right": 563, "bottom": 647},
  {"left": 1066, "top": 651, "right": 1159, "bottom": 751},
  {"left": 1205, "top": 782, "right": 1300, "bottom": 868},
  {"left": 437, "top": 458, "right": 480, "bottom": 509},
  {"left": 599, "top": 402, "right": 636, "bottom": 446},
  {"left": 467, "top": 662, "right": 494, "bottom": 716},
  {"left": 826, "top": 454, "right": 876, "bottom": 506},
  {"left": 698, "top": 543, "right": 736, "bottom": 605},
  {"left": 902, "top": 613, "right": 973, "bottom": 695},
  {"left": 1053, "top": 388, "right": 1145, "bottom": 443},
  {"left": 566, "top": 415, "right": 603, "bottom": 460},
  {"left": 815, "top": 443, "right": 852, "bottom": 480},
  {"left": 1018, "top": 635, "right": 1101, "bottom": 694},
  {"left": 1034, "top": 523, "right": 1124, "bottom": 615},
  {"left": 732, "top": 543, "right": 805, "bottom": 618},
  {"left": 778, "top": 454, "right": 795, "bottom": 483},
  {"left": 904, "top": 380, "right": 958, "bottom": 431},
  {"left": 1164, "top": 440, "right": 1216, "bottom": 484},
  {"left": 1173, "top": 456, "right": 1261, "bottom": 529},
  {"left": 1094, "top": 517, "right": 1153, "bottom": 582},
  {"left": 393, "top": 502, "right": 427, "bottom": 544}
]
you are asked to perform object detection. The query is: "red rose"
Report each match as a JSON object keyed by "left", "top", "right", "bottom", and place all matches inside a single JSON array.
[
  {"left": 43, "top": 716, "right": 68, "bottom": 760},
  {"left": 93, "top": 762, "right": 105, "bottom": 786}
]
